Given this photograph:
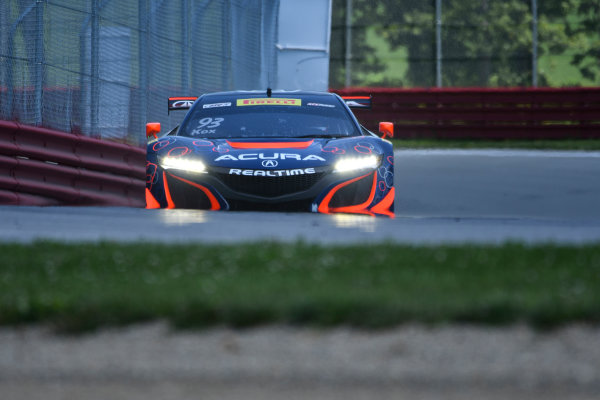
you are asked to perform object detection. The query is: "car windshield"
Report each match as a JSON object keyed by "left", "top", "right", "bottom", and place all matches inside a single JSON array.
[{"left": 178, "top": 94, "right": 361, "bottom": 139}]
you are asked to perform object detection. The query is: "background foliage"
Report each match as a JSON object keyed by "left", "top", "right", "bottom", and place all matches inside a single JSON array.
[{"left": 329, "top": 0, "right": 600, "bottom": 88}]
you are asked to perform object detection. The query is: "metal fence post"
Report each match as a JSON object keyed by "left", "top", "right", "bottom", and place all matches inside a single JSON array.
[
  {"left": 435, "top": 0, "right": 442, "bottom": 87},
  {"left": 222, "top": 0, "right": 231, "bottom": 90},
  {"left": 138, "top": 0, "right": 148, "bottom": 130},
  {"left": 531, "top": 0, "right": 538, "bottom": 87},
  {"left": 182, "top": 0, "right": 190, "bottom": 92},
  {"left": 34, "top": 0, "right": 45, "bottom": 126},
  {"left": 91, "top": 0, "right": 100, "bottom": 135},
  {"left": 344, "top": 0, "right": 352, "bottom": 87}
]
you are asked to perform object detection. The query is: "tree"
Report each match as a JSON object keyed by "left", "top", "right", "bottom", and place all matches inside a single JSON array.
[
  {"left": 373, "top": 0, "right": 542, "bottom": 86},
  {"left": 331, "top": 0, "right": 599, "bottom": 87},
  {"left": 561, "top": 0, "right": 600, "bottom": 82},
  {"left": 329, "top": 0, "right": 385, "bottom": 88}
]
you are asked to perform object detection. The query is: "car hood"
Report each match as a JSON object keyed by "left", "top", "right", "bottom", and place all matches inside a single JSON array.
[{"left": 149, "top": 136, "right": 388, "bottom": 170}]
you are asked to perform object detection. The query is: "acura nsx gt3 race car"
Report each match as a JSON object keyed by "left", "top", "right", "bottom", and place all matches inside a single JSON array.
[{"left": 145, "top": 90, "right": 395, "bottom": 217}]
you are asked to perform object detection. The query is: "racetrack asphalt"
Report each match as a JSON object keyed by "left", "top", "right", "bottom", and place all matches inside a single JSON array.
[{"left": 1, "top": 149, "right": 599, "bottom": 244}]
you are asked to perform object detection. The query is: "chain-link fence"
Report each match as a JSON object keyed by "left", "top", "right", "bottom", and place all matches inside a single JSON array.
[
  {"left": 330, "top": 0, "right": 600, "bottom": 89},
  {"left": 1, "top": 0, "right": 279, "bottom": 144}
]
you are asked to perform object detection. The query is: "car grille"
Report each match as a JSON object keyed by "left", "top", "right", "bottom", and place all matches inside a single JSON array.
[
  {"left": 227, "top": 199, "right": 311, "bottom": 212},
  {"left": 215, "top": 171, "right": 326, "bottom": 198}
]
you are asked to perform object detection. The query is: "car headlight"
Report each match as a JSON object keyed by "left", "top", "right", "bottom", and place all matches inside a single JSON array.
[
  {"left": 160, "top": 157, "right": 207, "bottom": 173},
  {"left": 334, "top": 155, "right": 381, "bottom": 173}
]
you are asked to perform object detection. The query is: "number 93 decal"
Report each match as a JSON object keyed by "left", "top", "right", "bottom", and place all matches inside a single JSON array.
[{"left": 191, "top": 117, "right": 224, "bottom": 136}]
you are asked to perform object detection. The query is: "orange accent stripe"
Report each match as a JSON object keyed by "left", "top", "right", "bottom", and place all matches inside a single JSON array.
[
  {"left": 145, "top": 188, "right": 161, "bottom": 209},
  {"left": 317, "top": 172, "right": 373, "bottom": 214},
  {"left": 329, "top": 173, "right": 378, "bottom": 214},
  {"left": 226, "top": 140, "right": 314, "bottom": 149},
  {"left": 162, "top": 171, "right": 176, "bottom": 209},
  {"left": 167, "top": 173, "right": 221, "bottom": 211},
  {"left": 169, "top": 96, "right": 197, "bottom": 100},
  {"left": 370, "top": 187, "right": 395, "bottom": 218}
]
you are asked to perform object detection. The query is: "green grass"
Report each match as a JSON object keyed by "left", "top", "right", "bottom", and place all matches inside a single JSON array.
[
  {"left": 1, "top": 242, "right": 599, "bottom": 332},
  {"left": 391, "top": 139, "right": 600, "bottom": 150}
]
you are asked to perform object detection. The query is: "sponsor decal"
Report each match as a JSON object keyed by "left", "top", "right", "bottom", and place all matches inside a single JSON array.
[
  {"left": 212, "top": 144, "right": 230, "bottom": 153},
  {"left": 193, "top": 129, "right": 216, "bottom": 135},
  {"left": 152, "top": 137, "right": 176, "bottom": 151},
  {"left": 354, "top": 142, "right": 376, "bottom": 154},
  {"left": 192, "top": 140, "right": 214, "bottom": 147},
  {"left": 172, "top": 100, "right": 195, "bottom": 108},
  {"left": 236, "top": 98, "right": 301, "bottom": 106},
  {"left": 228, "top": 168, "right": 316, "bottom": 176},
  {"left": 214, "top": 153, "right": 325, "bottom": 162},
  {"left": 261, "top": 160, "right": 278, "bottom": 168},
  {"left": 203, "top": 102, "right": 231, "bottom": 109},
  {"left": 322, "top": 146, "right": 345, "bottom": 154},
  {"left": 146, "top": 161, "right": 158, "bottom": 189},
  {"left": 193, "top": 129, "right": 217, "bottom": 135},
  {"left": 307, "top": 102, "right": 335, "bottom": 108},
  {"left": 345, "top": 100, "right": 364, "bottom": 107},
  {"left": 166, "top": 146, "right": 191, "bottom": 157}
]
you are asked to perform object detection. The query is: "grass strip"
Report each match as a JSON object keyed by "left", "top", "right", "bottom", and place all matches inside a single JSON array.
[
  {"left": 391, "top": 139, "right": 600, "bottom": 150},
  {"left": 1, "top": 242, "right": 599, "bottom": 332}
]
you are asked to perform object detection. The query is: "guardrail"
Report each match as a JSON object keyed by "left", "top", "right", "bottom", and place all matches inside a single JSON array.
[
  {"left": 333, "top": 87, "right": 600, "bottom": 139},
  {"left": 0, "top": 121, "right": 145, "bottom": 206}
]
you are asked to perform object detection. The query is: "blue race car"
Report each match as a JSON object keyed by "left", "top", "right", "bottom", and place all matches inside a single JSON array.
[{"left": 145, "top": 90, "right": 395, "bottom": 217}]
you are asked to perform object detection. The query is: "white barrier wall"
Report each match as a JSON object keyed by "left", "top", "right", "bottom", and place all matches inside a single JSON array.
[{"left": 275, "top": 0, "right": 332, "bottom": 91}]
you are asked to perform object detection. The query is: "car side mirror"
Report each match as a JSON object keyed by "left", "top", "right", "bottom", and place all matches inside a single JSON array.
[
  {"left": 379, "top": 122, "right": 394, "bottom": 139},
  {"left": 146, "top": 122, "right": 161, "bottom": 140}
]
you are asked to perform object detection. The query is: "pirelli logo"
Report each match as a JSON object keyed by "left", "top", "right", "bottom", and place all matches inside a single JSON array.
[{"left": 237, "top": 98, "right": 301, "bottom": 106}]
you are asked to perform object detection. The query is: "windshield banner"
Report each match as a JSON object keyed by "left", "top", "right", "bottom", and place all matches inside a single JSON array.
[{"left": 237, "top": 98, "right": 301, "bottom": 106}]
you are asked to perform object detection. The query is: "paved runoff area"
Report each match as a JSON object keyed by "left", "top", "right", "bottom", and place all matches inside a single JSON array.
[{"left": 1, "top": 323, "right": 599, "bottom": 400}]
